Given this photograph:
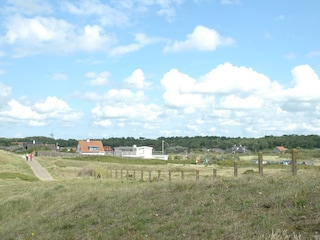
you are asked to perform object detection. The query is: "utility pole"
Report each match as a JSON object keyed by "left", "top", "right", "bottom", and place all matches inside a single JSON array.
[{"left": 162, "top": 140, "right": 164, "bottom": 154}]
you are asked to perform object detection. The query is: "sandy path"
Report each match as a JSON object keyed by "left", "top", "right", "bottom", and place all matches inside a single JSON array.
[{"left": 24, "top": 156, "right": 54, "bottom": 181}]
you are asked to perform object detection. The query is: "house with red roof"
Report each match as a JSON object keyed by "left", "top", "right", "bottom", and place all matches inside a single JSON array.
[
  {"left": 272, "top": 146, "right": 287, "bottom": 154},
  {"left": 77, "top": 139, "right": 105, "bottom": 155}
]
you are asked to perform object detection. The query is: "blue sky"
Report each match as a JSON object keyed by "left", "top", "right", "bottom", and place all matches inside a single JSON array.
[{"left": 0, "top": 0, "right": 320, "bottom": 140}]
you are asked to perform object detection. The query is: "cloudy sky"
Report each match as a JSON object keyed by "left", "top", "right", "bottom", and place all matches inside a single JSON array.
[{"left": 0, "top": 0, "right": 320, "bottom": 140}]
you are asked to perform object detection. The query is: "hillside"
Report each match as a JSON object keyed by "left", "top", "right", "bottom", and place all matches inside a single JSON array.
[{"left": 0, "top": 150, "right": 320, "bottom": 239}]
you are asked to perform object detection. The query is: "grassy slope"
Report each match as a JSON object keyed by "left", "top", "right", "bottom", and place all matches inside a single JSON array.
[
  {"left": 1, "top": 150, "right": 320, "bottom": 239},
  {"left": 0, "top": 150, "right": 38, "bottom": 183}
]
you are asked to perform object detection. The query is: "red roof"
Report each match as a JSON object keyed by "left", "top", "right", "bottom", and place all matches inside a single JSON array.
[
  {"left": 104, "top": 145, "right": 113, "bottom": 151},
  {"left": 276, "top": 146, "right": 286, "bottom": 152},
  {"left": 77, "top": 140, "right": 105, "bottom": 154}
]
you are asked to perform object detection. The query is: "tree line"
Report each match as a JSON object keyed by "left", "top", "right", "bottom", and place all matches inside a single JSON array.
[{"left": 1, "top": 134, "right": 320, "bottom": 153}]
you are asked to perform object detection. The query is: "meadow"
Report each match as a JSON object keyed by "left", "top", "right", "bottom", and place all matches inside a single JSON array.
[{"left": 1, "top": 150, "right": 320, "bottom": 239}]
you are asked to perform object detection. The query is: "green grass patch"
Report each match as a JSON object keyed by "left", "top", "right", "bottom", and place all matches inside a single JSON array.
[{"left": 0, "top": 172, "right": 38, "bottom": 181}]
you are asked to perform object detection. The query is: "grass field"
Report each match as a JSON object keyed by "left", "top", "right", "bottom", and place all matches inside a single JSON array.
[{"left": 1, "top": 150, "right": 320, "bottom": 239}]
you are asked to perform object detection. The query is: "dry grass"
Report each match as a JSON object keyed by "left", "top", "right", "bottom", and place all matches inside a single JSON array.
[{"left": 1, "top": 150, "right": 320, "bottom": 239}]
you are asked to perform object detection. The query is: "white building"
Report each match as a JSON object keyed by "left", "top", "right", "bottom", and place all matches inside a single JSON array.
[{"left": 114, "top": 145, "right": 168, "bottom": 160}]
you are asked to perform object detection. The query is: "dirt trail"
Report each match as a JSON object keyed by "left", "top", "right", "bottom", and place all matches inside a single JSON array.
[{"left": 24, "top": 156, "right": 54, "bottom": 181}]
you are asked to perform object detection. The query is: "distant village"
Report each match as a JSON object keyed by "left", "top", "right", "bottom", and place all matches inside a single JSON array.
[{"left": 5, "top": 138, "right": 288, "bottom": 161}]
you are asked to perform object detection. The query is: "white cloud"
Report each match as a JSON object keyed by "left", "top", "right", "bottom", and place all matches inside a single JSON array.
[
  {"left": 195, "top": 62, "right": 271, "bottom": 94},
  {"left": 60, "top": 0, "right": 129, "bottom": 26},
  {"left": 220, "top": 95, "right": 263, "bottom": 109},
  {"left": 161, "top": 68, "right": 214, "bottom": 109},
  {"left": 157, "top": 63, "right": 320, "bottom": 136},
  {"left": 85, "top": 71, "right": 110, "bottom": 87},
  {"left": 91, "top": 103, "right": 162, "bottom": 122},
  {"left": 3, "top": 15, "right": 71, "bottom": 44},
  {"left": 0, "top": 96, "right": 83, "bottom": 127},
  {"left": 164, "top": 25, "right": 235, "bottom": 53},
  {"left": 161, "top": 63, "right": 276, "bottom": 111},
  {"left": 124, "top": 69, "right": 151, "bottom": 89},
  {"left": 1, "top": 15, "right": 116, "bottom": 56},
  {"left": 105, "top": 89, "right": 145, "bottom": 104},
  {"left": 286, "top": 64, "right": 320, "bottom": 101},
  {"left": 0, "top": 99, "right": 45, "bottom": 126},
  {"left": 124, "top": 0, "right": 184, "bottom": 22},
  {"left": 33, "top": 96, "right": 72, "bottom": 113},
  {"left": 109, "top": 33, "right": 158, "bottom": 57},
  {"left": 93, "top": 119, "right": 112, "bottom": 127},
  {"left": 76, "top": 25, "right": 115, "bottom": 52},
  {"left": 89, "top": 86, "right": 162, "bottom": 128}
]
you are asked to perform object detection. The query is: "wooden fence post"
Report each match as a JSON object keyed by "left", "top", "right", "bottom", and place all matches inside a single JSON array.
[
  {"left": 181, "top": 171, "right": 184, "bottom": 180},
  {"left": 157, "top": 170, "right": 161, "bottom": 181},
  {"left": 258, "top": 152, "right": 263, "bottom": 176},
  {"left": 196, "top": 170, "right": 199, "bottom": 181},
  {"left": 140, "top": 170, "right": 144, "bottom": 181},
  {"left": 292, "top": 149, "right": 298, "bottom": 176},
  {"left": 121, "top": 169, "right": 123, "bottom": 179},
  {"left": 169, "top": 171, "right": 172, "bottom": 182},
  {"left": 148, "top": 170, "right": 151, "bottom": 181},
  {"left": 126, "top": 170, "right": 129, "bottom": 180},
  {"left": 115, "top": 169, "right": 118, "bottom": 178},
  {"left": 133, "top": 170, "right": 136, "bottom": 180},
  {"left": 234, "top": 161, "right": 238, "bottom": 177},
  {"left": 212, "top": 169, "right": 217, "bottom": 179}
]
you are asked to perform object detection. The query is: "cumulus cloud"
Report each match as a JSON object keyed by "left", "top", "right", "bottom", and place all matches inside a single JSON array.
[
  {"left": 160, "top": 62, "right": 275, "bottom": 111},
  {"left": 0, "top": 99, "right": 45, "bottom": 126},
  {"left": 0, "top": 96, "right": 83, "bottom": 126},
  {"left": 89, "top": 86, "right": 162, "bottom": 128},
  {"left": 1, "top": 15, "right": 116, "bottom": 56},
  {"left": 220, "top": 95, "right": 263, "bottom": 109},
  {"left": 103, "top": 89, "right": 145, "bottom": 104},
  {"left": 195, "top": 62, "right": 271, "bottom": 94},
  {"left": 164, "top": 25, "right": 235, "bottom": 53},
  {"left": 0, "top": 1, "right": 181, "bottom": 58},
  {"left": 124, "top": 69, "right": 151, "bottom": 89},
  {"left": 76, "top": 25, "right": 115, "bottom": 52},
  {"left": 286, "top": 64, "right": 320, "bottom": 101},
  {"left": 158, "top": 63, "right": 320, "bottom": 136},
  {"left": 92, "top": 103, "right": 161, "bottom": 121}
]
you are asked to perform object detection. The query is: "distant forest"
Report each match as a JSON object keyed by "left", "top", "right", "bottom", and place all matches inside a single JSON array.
[{"left": 1, "top": 134, "right": 320, "bottom": 153}]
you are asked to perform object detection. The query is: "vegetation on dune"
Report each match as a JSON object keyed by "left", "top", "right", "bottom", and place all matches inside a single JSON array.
[
  {"left": 1, "top": 150, "right": 320, "bottom": 239},
  {"left": 1, "top": 174, "right": 320, "bottom": 239}
]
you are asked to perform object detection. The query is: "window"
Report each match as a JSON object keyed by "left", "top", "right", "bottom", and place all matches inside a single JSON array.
[{"left": 89, "top": 146, "right": 99, "bottom": 151}]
